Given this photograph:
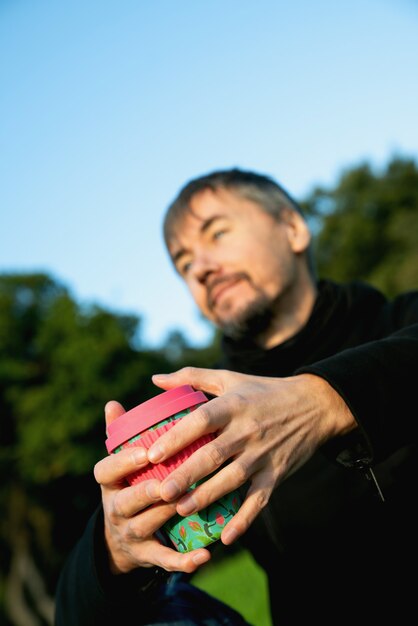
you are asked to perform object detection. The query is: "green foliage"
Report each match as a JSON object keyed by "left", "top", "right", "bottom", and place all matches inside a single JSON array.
[
  {"left": 303, "top": 155, "right": 418, "bottom": 295},
  {"left": 0, "top": 273, "right": 168, "bottom": 484},
  {"left": 1, "top": 153, "right": 417, "bottom": 623},
  {"left": 0, "top": 272, "right": 182, "bottom": 613},
  {"left": 193, "top": 547, "right": 272, "bottom": 626},
  {"left": 160, "top": 328, "right": 222, "bottom": 369}
]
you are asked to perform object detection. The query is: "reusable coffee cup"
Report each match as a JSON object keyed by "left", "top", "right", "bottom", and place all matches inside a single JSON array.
[{"left": 105, "top": 385, "right": 242, "bottom": 553}]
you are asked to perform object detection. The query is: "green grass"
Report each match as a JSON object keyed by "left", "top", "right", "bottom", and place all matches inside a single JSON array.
[{"left": 192, "top": 547, "right": 272, "bottom": 626}]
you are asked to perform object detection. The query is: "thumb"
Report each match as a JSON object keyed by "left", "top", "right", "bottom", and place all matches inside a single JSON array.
[{"left": 104, "top": 400, "right": 126, "bottom": 432}]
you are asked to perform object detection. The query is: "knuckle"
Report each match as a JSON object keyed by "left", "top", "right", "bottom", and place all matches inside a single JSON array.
[
  {"left": 130, "top": 521, "right": 147, "bottom": 540},
  {"left": 183, "top": 558, "right": 198, "bottom": 574},
  {"left": 180, "top": 366, "right": 197, "bottom": 377},
  {"left": 234, "top": 516, "right": 250, "bottom": 536},
  {"left": 255, "top": 489, "right": 270, "bottom": 511},
  {"left": 194, "top": 404, "right": 210, "bottom": 428},
  {"left": 128, "top": 448, "right": 143, "bottom": 466},
  {"left": 110, "top": 494, "right": 125, "bottom": 519},
  {"left": 229, "top": 459, "right": 248, "bottom": 483},
  {"left": 164, "top": 553, "right": 186, "bottom": 573},
  {"left": 170, "top": 467, "right": 191, "bottom": 490},
  {"left": 165, "top": 425, "right": 182, "bottom": 449},
  {"left": 226, "top": 391, "right": 248, "bottom": 413},
  {"left": 201, "top": 441, "right": 225, "bottom": 468},
  {"left": 247, "top": 415, "right": 267, "bottom": 441},
  {"left": 133, "top": 481, "right": 147, "bottom": 501}
]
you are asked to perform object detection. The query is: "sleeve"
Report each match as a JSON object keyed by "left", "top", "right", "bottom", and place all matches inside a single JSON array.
[
  {"left": 296, "top": 322, "right": 418, "bottom": 464},
  {"left": 54, "top": 505, "right": 167, "bottom": 626}
]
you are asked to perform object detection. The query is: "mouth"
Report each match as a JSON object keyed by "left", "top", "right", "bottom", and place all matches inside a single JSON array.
[{"left": 208, "top": 275, "right": 247, "bottom": 310}]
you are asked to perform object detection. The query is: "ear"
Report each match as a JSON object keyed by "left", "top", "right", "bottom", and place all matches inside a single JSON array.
[{"left": 282, "top": 209, "right": 311, "bottom": 254}]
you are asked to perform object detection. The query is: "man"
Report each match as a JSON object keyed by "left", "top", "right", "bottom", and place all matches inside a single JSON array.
[{"left": 55, "top": 168, "right": 418, "bottom": 625}]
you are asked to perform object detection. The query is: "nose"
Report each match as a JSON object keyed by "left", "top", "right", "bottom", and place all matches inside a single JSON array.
[{"left": 192, "top": 250, "right": 220, "bottom": 285}]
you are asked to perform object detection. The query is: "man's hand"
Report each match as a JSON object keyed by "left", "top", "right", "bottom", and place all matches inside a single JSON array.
[
  {"left": 148, "top": 368, "right": 356, "bottom": 546},
  {"left": 93, "top": 400, "right": 211, "bottom": 576}
]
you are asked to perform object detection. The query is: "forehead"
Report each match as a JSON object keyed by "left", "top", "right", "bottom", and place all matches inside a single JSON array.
[{"left": 167, "top": 187, "right": 265, "bottom": 255}]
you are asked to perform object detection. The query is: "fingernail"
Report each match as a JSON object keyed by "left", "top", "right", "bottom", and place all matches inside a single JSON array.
[
  {"left": 133, "top": 448, "right": 147, "bottom": 464},
  {"left": 222, "top": 527, "right": 238, "bottom": 544},
  {"left": 148, "top": 443, "right": 164, "bottom": 463},
  {"left": 152, "top": 373, "right": 168, "bottom": 380},
  {"left": 192, "top": 552, "right": 208, "bottom": 565},
  {"left": 178, "top": 493, "right": 197, "bottom": 515},
  {"left": 162, "top": 479, "right": 181, "bottom": 500}
]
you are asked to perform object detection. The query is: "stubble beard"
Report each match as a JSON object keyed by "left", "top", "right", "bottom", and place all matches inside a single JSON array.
[{"left": 214, "top": 292, "right": 274, "bottom": 341}]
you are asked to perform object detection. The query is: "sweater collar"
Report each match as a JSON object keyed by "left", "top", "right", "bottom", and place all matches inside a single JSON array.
[{"left": 219, "top": 279, "right": 383, "bottom": 376}]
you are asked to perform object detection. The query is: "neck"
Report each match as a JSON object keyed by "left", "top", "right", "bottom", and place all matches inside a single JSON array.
[{"left": 256, "top": 274, "right": 318, "bottom": 349}]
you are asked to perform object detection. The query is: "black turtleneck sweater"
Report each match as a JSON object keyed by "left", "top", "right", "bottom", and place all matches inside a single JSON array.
[
  {"left": 220, "top": 279, "right": 418, "bottom": 624},
  {"left": 55, "top": 280, "right": 418, "bottom": 625}
]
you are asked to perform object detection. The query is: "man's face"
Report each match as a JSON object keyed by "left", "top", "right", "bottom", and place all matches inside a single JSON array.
[{"left": 167, "top": 187, "right": 309, "bottom": 338}]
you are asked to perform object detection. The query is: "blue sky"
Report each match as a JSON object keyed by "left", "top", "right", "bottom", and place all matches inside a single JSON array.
[{"left": 1, "top": 0, "right": 418, "bottom": 347}]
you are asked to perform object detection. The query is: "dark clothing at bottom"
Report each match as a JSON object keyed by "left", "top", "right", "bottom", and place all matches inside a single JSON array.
[
  {"left": 141, "top": 573, "right": 251, "bottom": 626},
  {"left": 121, "top": 573, "right": 250, "bottom": 626},
  {"left": 54, "top": 280, "right": 418, "bottom": 626}
]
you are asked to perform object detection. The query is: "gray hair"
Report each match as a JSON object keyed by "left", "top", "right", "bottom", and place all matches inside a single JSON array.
[{"left": 163, "top": 167, "right": 316, "bottom": 276}]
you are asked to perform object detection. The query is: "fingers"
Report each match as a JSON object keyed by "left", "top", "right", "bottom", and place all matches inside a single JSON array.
[
  {"left": 94, "top": 445, "right": 149, "bottom": 486},
  {"left": 157, "top": 428, "right": 242, "bottom": 504},
  {"left": 154, "top": 544, "right": 212, "bottom": 572},
  {"left": 147, "top": 393, "right": 233, "bottom": 465},
  {"left": 220, "top": 477, "right": 272, "bottom": 546},
  {"left": 159, "top": 440, "right": 227, "bottom": 504},
  {"left": 147, "top": 406, "right": 211, "bottom": 466},
  {"left": 109, "top": 479, "right": 162, "bottom": 518},
  {"left": 138, "top": 541, "right": 212, "bottom": 573},
  {"left": 104, "top": 400, "right": 126, "bottom": 430},
  {"left": 174, "top": 456, "right": 249, "bottom": 516},
  {"left": 147, "top": 404, "right": 231, "bottom": 504},
  {"left": 119, "top": 500, "right": 179, "bottom": 539},
  {"left": 107, "top": 529, "right": 212, "bottom": 574},
  {"left": 152, "top": 366, "right": 229, "bottom": 397},
  {"left": 105, "top": 492, "right": 212, "bottom": 574},
  {"left": 146, "top": 394, "right": 250, "bottom": 505}
]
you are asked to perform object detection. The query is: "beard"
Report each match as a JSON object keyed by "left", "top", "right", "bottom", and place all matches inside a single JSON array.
[{"left": 215, "top": 292, "right": 274, "bottom": 341}]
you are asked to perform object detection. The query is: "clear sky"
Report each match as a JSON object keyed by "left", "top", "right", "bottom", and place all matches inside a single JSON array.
[{"left": 1, "top": 0, "right": 418, "bottom": 348}]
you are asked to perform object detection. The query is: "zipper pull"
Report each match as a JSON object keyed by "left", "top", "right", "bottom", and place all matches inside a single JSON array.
[
  {"left": 335, "top": 444, "right": 385, "bottom": 503},
  {"left": 364, "top": 466, "right": 385, "bottom": 502}
]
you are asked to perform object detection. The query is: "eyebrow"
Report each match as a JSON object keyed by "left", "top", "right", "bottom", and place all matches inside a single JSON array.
[{"left": 171, "top": 214, "right": 224, "bottom": 265}]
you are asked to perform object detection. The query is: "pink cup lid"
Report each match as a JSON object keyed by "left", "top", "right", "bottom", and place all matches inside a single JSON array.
[{"left": 105, "top": 385, "right": 207, "bottom": 453}]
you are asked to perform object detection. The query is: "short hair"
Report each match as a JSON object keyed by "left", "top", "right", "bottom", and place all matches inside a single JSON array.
[
  {"left": 163, "top": 167, "right": 316, "bottom": 276},
  {"left": 163, "top": 167, "right": 303, "bottom": 245}
]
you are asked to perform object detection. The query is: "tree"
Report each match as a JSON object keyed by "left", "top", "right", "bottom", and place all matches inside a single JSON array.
[
  {"left": 302, "top": 155, "right": 418, "bottom": 296},
  {"left": 2, "top": 152, "right": 417, "bottom": 625},
  {"left": 0, "top": 273, "right": 172, "bottom": 626},
  {"left": 161, "top": 328, "right": 222, "bottom": 370}
]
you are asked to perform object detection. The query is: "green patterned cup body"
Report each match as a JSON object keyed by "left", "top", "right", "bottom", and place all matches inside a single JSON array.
[{"left": 105, "top": 385, "right": 242, "bottom": 552}]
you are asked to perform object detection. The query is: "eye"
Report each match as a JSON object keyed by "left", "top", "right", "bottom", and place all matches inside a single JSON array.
[
  {"left": 180, "top": 261, "right": 192, "bottom": 275},
  {"left": 212, "top": 229, "right": 226, "bottom": 241}
]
